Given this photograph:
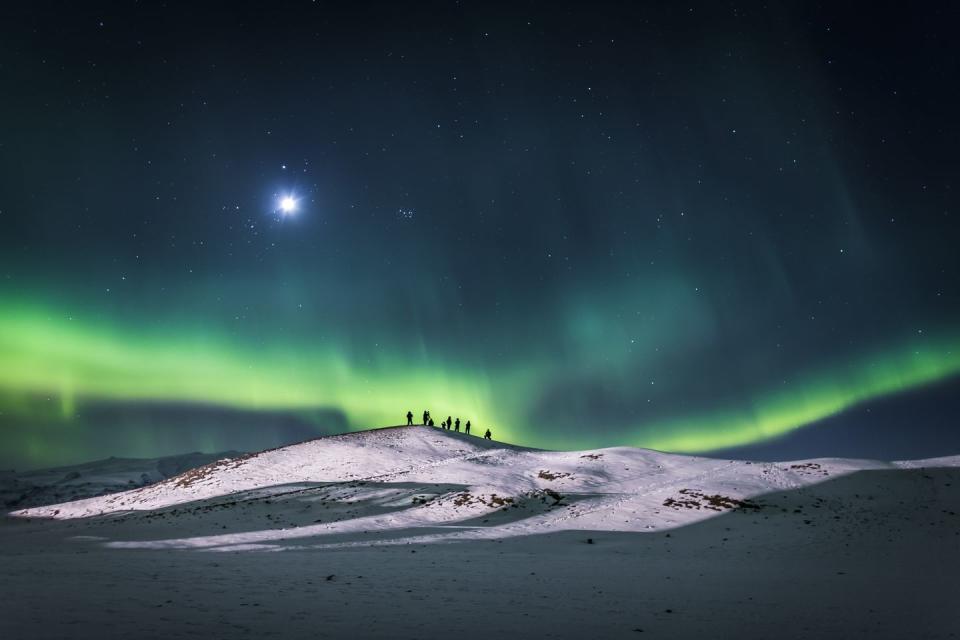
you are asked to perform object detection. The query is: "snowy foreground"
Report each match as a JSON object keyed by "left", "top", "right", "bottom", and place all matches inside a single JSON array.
[{"left": 2, "top": 426, "right": 958, "bottom": 639}]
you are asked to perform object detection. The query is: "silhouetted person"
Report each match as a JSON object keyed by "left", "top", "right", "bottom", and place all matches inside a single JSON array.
[
  {"left": 406, "top": 411, "right": 413, "bottom": 426},
  {"left": 423, "top": 410, "right": 429, "bottom": 425},
  {"left": 454, "top": 418, "right": 460, "bottom": 432},
  {"left": 429, "top": 417, "right": 435, "bottom": 427},
  {"left": 484, "top": 428, "right": 492, "bottom": 440},
  {"left": 447, "top": 416, "right": 452, "bottom": 430},
  {"left": 465, "top": 420, "right": 471, "bottom": 435}
]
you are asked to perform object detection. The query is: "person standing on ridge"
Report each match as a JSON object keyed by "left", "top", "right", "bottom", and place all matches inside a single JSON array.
[
  {"left": 406, "top": 411, "right": 413, "bottom": 426},
  {"left": 447, "top": 416, "right": 452, "bottom": 430},
  {"left": 465, "top": 420, "right": 471, "bottom": 435},
  {"left": 454, "top": 418, "right": 460, "bottom": 432},
  {"left": 423, "top": 410, "right": 429, "bottom": 425},
  {"left": 484, "top": 428, "right": 492, "bottom": 440}
]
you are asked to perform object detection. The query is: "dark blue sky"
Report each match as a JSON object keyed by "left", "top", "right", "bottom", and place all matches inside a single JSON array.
[{"left": 1, "top": 2, "right": 958, "bottom": 468}]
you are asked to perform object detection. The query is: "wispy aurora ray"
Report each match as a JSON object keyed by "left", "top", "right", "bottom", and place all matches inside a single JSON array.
[{"left": 1, "top": 299, "right": 958, "bottom": 454}]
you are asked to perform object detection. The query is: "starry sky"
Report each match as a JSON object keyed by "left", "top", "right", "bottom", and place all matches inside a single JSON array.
[{"left": 1, "top": 2, "right": 959, "bottom": 469}]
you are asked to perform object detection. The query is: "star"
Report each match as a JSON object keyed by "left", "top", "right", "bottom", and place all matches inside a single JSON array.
[{"left": 278, "top": 196, "right": 297, "bottom": 215}]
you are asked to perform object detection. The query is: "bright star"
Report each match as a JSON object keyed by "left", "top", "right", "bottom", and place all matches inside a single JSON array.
[{"left": 278, "top": 196, "right": 297, "bottom": 215}]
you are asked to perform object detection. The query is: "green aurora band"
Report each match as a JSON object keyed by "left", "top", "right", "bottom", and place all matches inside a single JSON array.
[
  {"left": 1, "top": 299, "right": 959, "bottom": 459},
  {"left": 0, "top": 300, "right": 510, "bottom": 438},
  {"left": 637, "top": 341, "right": 960, "bottom": 452}
]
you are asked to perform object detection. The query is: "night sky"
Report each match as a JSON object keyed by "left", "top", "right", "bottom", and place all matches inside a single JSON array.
[{"left": 2, "top": 2, "right": 959, "bottom": 469}]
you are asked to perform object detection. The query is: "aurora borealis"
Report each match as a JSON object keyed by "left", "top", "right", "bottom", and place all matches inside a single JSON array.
[{"left": 1, "top": 3, "right": 959, "bottom": 468}]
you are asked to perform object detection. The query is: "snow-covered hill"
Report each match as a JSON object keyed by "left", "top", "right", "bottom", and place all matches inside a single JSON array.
[
  {"left": 13, "top": 425, "right": 958, "bottom": 551},
  {"left": 4, "top": 425, "right": 959, "bottom": 639}
]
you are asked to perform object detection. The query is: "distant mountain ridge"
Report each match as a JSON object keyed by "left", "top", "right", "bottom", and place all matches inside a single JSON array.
[{"left": 1, "top": 450, "right": 243, "bottom": 510}]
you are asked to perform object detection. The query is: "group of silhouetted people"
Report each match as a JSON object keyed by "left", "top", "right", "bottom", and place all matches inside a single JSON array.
[{"left": 406, "top": 410, "right": 492, "bottom": 440}]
